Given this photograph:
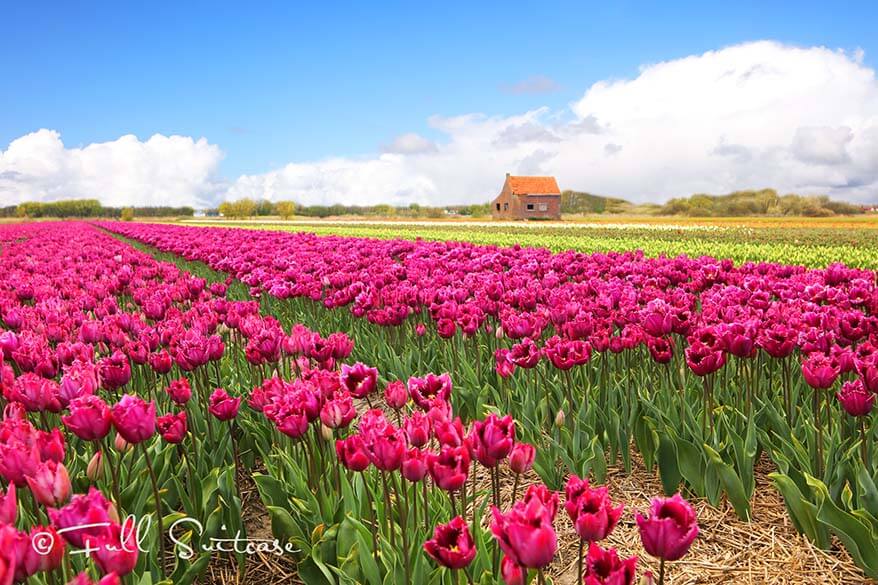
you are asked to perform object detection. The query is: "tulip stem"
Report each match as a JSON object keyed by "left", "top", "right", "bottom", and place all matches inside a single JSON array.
[
  {"left": 860, "top": 418, "right": 869, "bottom": 471},
  {"left": 103, "top": 440, "right": 122, "bottom": 508},
  {"left": 658, "top": 557, "right": 666, "bottom": 585},
  {"left": 577, "top": 537, "right": 584, "bottom": 584},
  {"left": 141, "top": 443, "right": 166, "bottom": 580}
]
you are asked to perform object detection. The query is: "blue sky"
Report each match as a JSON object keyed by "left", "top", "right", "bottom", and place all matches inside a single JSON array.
[{"left": 2, "top": 1, "right": 878, "bottom": 206}]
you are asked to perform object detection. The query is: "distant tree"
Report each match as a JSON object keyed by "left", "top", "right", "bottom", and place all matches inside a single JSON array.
[
  {"left": 276, "top": 200, "right": 297, "bottom": 219},
  {"left": 120, "top": 207, "right": 135, "bottom": 221}
]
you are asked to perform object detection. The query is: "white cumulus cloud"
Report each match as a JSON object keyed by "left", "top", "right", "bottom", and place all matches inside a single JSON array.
[
  {"left": 3, "top": 41, "right": 878, "bottom": 208},
  {"left": 228, "top": 41, "right": 878, "bottom": 206},
  {"left": 0, "top": 130, "right": 224, "bottom": 207}
]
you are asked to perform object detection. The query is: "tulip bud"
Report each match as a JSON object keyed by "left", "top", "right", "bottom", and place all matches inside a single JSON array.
[
  {"left": 554, "top": 409, "right": 565, "bottom": 427},
  {"left": 495, "top": 326, "right": 504, "bottom": 340},
  {"left": 114, "top": 434, "right": 130, "bottom": 452},
  {"left": 87, "top": 451, "right": 104, "bottom": 482},
  {"left": 639, "top": 572, "right": 656, "bottom": 585},
  {"left": 321, "top": 423, "right": 334, "bottom": 442}
]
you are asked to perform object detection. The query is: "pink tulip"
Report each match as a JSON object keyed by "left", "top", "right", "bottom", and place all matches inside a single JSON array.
[
  {"left": 423, "top": 516, "right": 476, "bottom": 569},
  {"left": 111, "top": 395, "right": 156, "bottom": 444},
  {"left": 564, "top": 475, "right": 623, "bottom": 542},
  {"left": 25, "top": 460, "right": 71, "bottom": 507},
  {"left": 157, "top": 411, "right": 188, "bottom": 443},
  {"left": 636, "top": 493, "right": 699, "bottom": 562},
  {"left": 63, "top": 395, "right": 112, "bottom": 441},
  {"left": 208, "top": 388, "right": 241, "bottom": 421}
]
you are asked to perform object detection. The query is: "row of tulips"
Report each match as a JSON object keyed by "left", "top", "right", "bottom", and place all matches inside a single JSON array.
[
  {"left": 0, "top": 220, "right": 699, "bottom": 584},
  {"left": 97, "top": 220, "right": 878, "bottom": 579}
]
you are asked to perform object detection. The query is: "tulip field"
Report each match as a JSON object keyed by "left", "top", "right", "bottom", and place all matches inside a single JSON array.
[{"left": 2, "top": 220, "right": 878, "bottom": 585}]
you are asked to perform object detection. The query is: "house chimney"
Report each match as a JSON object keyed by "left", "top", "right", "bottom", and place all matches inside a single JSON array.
[{"left": 506, "top": 172, "right": 510, "bottom": 177}]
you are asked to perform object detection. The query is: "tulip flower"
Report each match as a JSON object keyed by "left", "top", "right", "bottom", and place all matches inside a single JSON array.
[
  {"left": 157, "top": 411, "right": 188, "bottom": 443},
  {"left": 583, "top": 542, "right": 638, "bottom": 585},
  {"left": 111, "top": 395, "right": 156, "bottom": 444},
  {"left": 320, "top": 394, "right": 357, "bottom": 429},
  {"left": 423, "top": 516, "right": 476, "bottom": 569},
  {"left": 336, "top": 435, "right": 371, "bottom": 472},
  {"left": 90, "top": 518, "right": 139, "bottom": 577},
  {"left": 470, "top": 414, "right": 515, "bottom": 467},
  {"left": 49, "top": 487, "right": 117, "bottom": 548},
  {"left": 208, "top": 388, "right": 242, "bottom": 421},
  {"left": 637, "top": 493, "right": 698, "bottom": 584},
  {"left": 87, "top": 451, "right": 104, "bottom": 482},
  {"left": 428, "top": 445, "right": 470, "bottom": 492},
  {"left": 25, "top": 460, "right": 71, "bottom": 507},
  {"left": 802, "top": 353, "right": 840, "bottom": 389},
  {"left": 564, "top": 475, "right": 623, "bottom": 542},
  {"left": 491, "top": 484, "right": 558, "bottom": 569},
  {"left": 384, "top": 380, "right": 408, "bottom": 409},
  {"left": 340, "top": 362, "right": 378, "bottom": 399},
  {"left": 402, "top": 447, "right": 428, "bottom": 482},
  {"left": 509, "top": 442, "right": 535, "bottom": 475},
  {"left": 63, "top": 395, "right": 112, "bottom": 441},
  {"left": 837, "top": 379, "right": 875, "bottom": 417},
  {"left": 408, "top": 373, "right": 452, "bottom": 410},
  {"left": 500, "top": 555, "right": 526, "bottom": 585},
  {"left": 368, "top": 426, "right": 406, "bottom": 471},
  {"left": 404, "top": 412, "right": 431, "bottom": 447},
  {"left": 98, "top": 351, "right": 132, "bottom": 391},
  {"left": 0, "top": 483, "right": 15, "bottom": 525},
  {"left": 165, "top": 377, "right": 192, "bottom": 405}
]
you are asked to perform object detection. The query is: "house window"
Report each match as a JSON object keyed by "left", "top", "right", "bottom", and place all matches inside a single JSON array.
[
  {"left": 526, "top": 204, "right": 534, "bottom": 210},
  {"left": 503, "top": 203, "right": 508, "bottom": 210},
  {"left": 538, "top": 203, "right": 548, "bottom": 211},
  {"left": 496, "top": 203, "right": 500, "bottom": 211}
]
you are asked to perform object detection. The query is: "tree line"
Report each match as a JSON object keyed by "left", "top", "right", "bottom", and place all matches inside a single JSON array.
[{"left": 1, "top": 199, "right": 194, "bottom": 218}]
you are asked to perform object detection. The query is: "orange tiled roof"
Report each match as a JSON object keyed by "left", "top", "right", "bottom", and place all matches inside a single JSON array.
[{"left": 507, "top": 175, "right": 561, "bottom": 195}]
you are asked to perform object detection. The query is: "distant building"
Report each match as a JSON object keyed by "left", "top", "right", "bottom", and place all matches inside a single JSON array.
[{"left": 491, "top": 173, "right": 561, "bottom": 220}]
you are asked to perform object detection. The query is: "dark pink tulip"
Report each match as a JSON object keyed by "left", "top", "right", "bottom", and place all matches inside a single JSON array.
[
  {"left": 7, "top": 373, "right": 62, "bottom": 413},
  {"left": 802, "top": 353, "right": 840, "bottom": 389},
  {"left": 336, "top": 435, "right": 371, "bottom": 472},
  {"left": 509, "top": 442, "right": 535, "bottom": 475},
  {"left": 340, "top": 362, "right": 378, "bottom": 399},
  {"left": 208, "top": 388, "right": 241, "bottom": 421},
  {"left": 48, "top": 487, "right": 116, "bottom": 548},
  {"left": 384, "top": 380, "right": 408, "bottom": 409},
  {"left": 636, "top": 493, "right": 699, "bottom": 562},
  {"left": 98, "top": 351, "right": 131, "bottom": 391},
  {"left": 408, "top": 373, "right": 452, "bottom": 410},
  {"left": 423, "top": 516, "right": 476, "bottom": 569},
  {"left": 857, "top": 354, "right": 878, "bottom": 394},
  {"left": 404, "top": 412, "right": 431, "bottom": 448},
  {"left": 63, "top": 395, "right": 112, "bottom": 441},
  {"left": 583, "top": 542, "right": 638, "bottom": 585},
  {"left": 0, "top": 483, "right": 15, "bottom": 525},
  {"left": 836, "top": 379, "right": 875, "bottom": 417},
  {"left": 111, "top": 395, "right": 156, "bottom": 444},
  {"left": 37, "top": 428, "right": 66, "bottom": 463},
  {"left": 25, "top": 459, "right": 71, "bottom": 507},
  {"left": 90, "top": 518, "right": 139, "bottom": 577},
  {"left": 148, "top": 350, "right": 173, "bottom": 374},
  {"left": 490, "top": 484, "right": 558, "bottom": 568},
  {"left": 320, "top": 394, "right": 356, "bottom": 429},
  {"left": 564, "top": 475, "right": 624, "bottom": 543},
  {"left": 500, "top": 555, "right": 525, "bottom": 585},
  {"left": 17, "top": 525, "right": 65, "bottom": 580},
  {"left": 684, "top": 341, "right": 725, "bottom": 377},
  {"left": 428, "top": 445, "right": 470, "bottom": 491},
  {"left": 368, "top": 426, "right": 405, "bottom": 471},
  {"left": 165, "top": 377, "right": 193, "bottom": 405},
  {"left": 471, "top": 414, "right": 515, "bottom": 467},
  {"left": 276, "top": 411, "right": 309, "bottom": 438},
  {"left": 67, "top": 573, "right": 122, "bottom": 585},
  {"left": 157, "top": 411, "right": 188, "bottom": 443},
  {"left": 59, "top": 359, "right": 99, "bottom": 405},
  {"left": 494, "top": 349, "right": 516, "bottom": 378},
  {"left": 402, "top": 447, "right": 428, "bottom": 482}
]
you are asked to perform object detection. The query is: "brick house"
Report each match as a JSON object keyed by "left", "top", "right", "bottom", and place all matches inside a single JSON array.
[{"left": 491, "top": 174, "right": 562, "bottom": 220}]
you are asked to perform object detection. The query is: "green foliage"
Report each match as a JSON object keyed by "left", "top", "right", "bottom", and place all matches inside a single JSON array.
[
  {"left": 2, "top": 199, "right": 194, "bottom": 218},
  {"left": 561, "top": 190, "right": 633, "bottom": 214},
  {"left": 660, "top": 189, "right": 864, "bottom": 217},
  {"left": 120, "top": 207, "right": 135, "bottom": 221}
]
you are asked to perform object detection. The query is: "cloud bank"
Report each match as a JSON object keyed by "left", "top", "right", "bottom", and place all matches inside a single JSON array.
[{"left": 2, "top": 41, "right": 877, "bottom": 207}]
